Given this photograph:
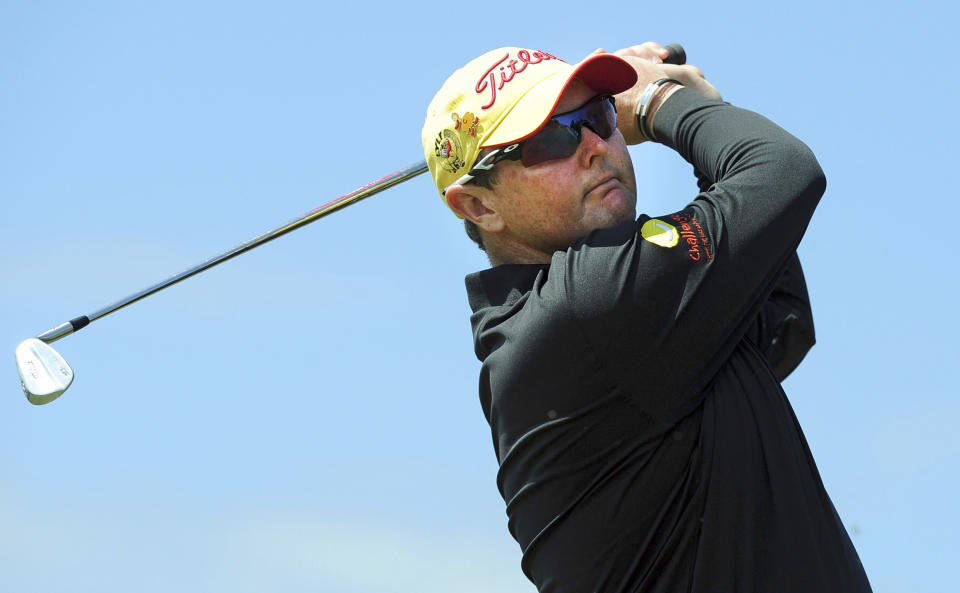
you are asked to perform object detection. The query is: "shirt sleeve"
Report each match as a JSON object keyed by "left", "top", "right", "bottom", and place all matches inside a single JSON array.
[
  {"left": 744, "top": 251, "right": 816, "bottom": 381},
  {"left": 556, "top": 89, "right": 826, "bottom": 422}
]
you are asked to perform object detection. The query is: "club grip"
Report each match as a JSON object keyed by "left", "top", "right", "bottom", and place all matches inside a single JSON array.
[{"left": 664, "top": 43, "right": 686, "bottom": 65}]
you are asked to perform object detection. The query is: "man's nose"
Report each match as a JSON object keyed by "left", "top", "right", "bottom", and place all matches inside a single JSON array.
[{"left": 577, "top": 125, "right": 609, "bottom": 167}]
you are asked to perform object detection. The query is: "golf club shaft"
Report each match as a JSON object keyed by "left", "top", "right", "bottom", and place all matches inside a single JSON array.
[
  {"left": 36, "top": 160, "right": 429, "bottom": 344},
  {"left": 35, "top": 43, "right": 688, "bottom": 345}
]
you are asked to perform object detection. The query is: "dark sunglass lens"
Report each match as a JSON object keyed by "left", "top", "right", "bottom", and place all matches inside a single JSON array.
[
  {"left": 515, "top": 97, "right": 617, "bottom": 167},
  {"left": 520, "top": 120, "right": 581, "bottom": 166},
  {"left": 584, "top": 98, "right": 616, "bottom": 139}
]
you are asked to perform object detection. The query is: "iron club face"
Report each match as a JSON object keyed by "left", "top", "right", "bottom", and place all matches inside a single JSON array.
[{"left": 15, "top": 338, "right": 74, "bottom": 405}]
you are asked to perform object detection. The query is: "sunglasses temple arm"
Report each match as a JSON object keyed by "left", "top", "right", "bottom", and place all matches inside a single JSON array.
[{"left": 443, "top": 146, "right": 514, "bottom": 194}]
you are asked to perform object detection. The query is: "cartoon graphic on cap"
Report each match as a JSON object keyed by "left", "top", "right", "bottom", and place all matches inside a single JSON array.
[
  {"left": 435, "top": 112, "right": 483, "bottom": 174},
  {"left": 640, "top": 218, "right": 680, "bottom": 248}
]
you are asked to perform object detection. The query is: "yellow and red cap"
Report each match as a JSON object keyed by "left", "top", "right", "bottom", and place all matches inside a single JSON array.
[{"left": 421, "top": 47, "right": 637, "bottom": 208}]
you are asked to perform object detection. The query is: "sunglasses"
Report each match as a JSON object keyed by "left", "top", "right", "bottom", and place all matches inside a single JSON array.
[{"left": 445, "top": 94, "right": 617, "bottom": 192}]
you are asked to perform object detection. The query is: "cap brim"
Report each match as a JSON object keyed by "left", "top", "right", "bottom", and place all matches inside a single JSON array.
[{"left": 483, "top": 53, "right": 637, "bottom": 148}]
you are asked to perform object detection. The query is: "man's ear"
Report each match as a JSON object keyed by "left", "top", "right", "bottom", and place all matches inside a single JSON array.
[{"left": 445, "top": 184, "right": 504, "bottom": 232}]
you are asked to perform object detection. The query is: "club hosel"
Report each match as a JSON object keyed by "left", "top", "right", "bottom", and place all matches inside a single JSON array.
[{"left": 37, "top": 316, "right": 90, "bottom": 344}]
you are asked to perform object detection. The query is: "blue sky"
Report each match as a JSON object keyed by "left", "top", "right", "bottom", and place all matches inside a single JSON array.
[{"left": 1, "top": 1, "right": 955, "bottom": 592}]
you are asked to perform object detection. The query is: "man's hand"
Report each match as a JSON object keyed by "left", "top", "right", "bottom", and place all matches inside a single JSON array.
[{"left": 591, "top": 43, "right": 722, "bottom": 144}]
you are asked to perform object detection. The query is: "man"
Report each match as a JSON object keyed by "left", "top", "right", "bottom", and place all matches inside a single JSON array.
[{"left": 421, "top": 43, "right": 872, "bottom": 592}]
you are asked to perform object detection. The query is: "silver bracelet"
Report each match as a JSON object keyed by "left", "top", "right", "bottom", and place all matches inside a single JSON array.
[{"left": 636, "top": 78, "right": 681, "bottom": 141}]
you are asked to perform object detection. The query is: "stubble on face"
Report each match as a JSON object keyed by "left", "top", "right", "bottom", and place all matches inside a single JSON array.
[{"left": 486, "top": 80, "right": 638, "bottom": 264}]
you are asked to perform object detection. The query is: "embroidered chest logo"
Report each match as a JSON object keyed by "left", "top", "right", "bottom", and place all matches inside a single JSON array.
[
  {"left": 434, "top": 112, "right": 483, "bottom": 173},
  {"left": 642, "top": 213, "right": 714, "bottom": 263},
  {"left": 668, "top": 212, "right": 713, "bottom": 262},
  {"left": 640, "top": 218, "right": 679, "bottom": 247}
]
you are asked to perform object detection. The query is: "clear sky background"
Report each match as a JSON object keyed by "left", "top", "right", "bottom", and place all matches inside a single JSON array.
[{"left": 1, "top": 1, "right": 955, "bottom": 592}]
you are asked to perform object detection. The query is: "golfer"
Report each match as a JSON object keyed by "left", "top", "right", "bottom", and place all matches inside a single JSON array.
[{"left": 422, "top": 43, "right": 872, "bottom": 592}]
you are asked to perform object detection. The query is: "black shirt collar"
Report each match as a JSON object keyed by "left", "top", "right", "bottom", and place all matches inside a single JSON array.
[{"left": 465, "top": 264, "right": 550, "bottom": 312}]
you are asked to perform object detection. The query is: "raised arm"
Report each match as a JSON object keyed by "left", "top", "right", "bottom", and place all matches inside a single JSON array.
[{"left": 561, "top": 49, "right": 825, "bottom": 419}]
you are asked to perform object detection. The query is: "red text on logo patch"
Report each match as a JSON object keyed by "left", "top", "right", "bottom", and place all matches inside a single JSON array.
[{"left": 669, "top": 212, "right": 713, "bottom": 263}]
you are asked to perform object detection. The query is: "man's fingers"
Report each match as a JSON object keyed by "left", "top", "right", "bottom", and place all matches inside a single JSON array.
[{"left": 613, "top": 42, "right": 668, "bottom": 63}]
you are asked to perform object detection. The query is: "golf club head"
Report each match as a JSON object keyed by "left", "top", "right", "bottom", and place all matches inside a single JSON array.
[{"left": 15, "top": 338, "right": 74, "bottom": 405}]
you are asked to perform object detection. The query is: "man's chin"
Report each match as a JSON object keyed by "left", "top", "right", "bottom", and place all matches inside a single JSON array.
[{"left": 595, "top": 187, "right": 637, "bottom": 225}]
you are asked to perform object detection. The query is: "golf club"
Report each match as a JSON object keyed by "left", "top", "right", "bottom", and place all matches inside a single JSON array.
[
  {"left": 15, "top": 161, "right": 427, "bottom": 404},
  {"left": 15, "top": 43, "right": 687, "bottom": 405}
]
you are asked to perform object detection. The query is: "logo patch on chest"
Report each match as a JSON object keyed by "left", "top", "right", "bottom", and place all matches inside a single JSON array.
[{"left": 640, "top": 218, "right": 680, "bottom": 247}]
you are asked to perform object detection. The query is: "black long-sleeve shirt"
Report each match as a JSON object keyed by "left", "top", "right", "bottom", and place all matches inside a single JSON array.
[{"left": 465, "top": 89, "right": 871, "bottom": 592}]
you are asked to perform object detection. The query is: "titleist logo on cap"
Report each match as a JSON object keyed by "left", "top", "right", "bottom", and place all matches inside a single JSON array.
[{"left": 475, "top": 49, "right": 563, "bottom": 110}]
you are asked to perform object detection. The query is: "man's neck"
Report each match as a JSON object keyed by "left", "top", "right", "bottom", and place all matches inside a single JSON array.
[{"left": 486, "top": 240, "right": 554, "bottom": 267}]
